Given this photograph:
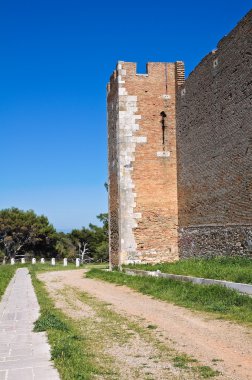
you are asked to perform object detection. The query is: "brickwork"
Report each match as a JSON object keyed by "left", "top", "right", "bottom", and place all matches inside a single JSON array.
[
  {"left": 107, "top": 61, "right": 184, "bottom": 265},
  {"left": 108, "top": 10, "right": 252, "bottom": 266},
  {"left": 177, "top": 10, "right": 252, "bottom": 258},
  {"left": 107, "top": 71, "right": 120, "bottom": 267}
]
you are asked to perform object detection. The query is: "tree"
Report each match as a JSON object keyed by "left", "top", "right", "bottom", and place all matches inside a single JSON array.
[
  {"left": 0, "top": 208, "right": 57, "bottom": 261},
  {"left": 68, "top": 213, "right": 109, "bottom": 262},
  {"left": 78, "top": 241, "right": 89, "bottom": 263},
  {"left": 89, "top": 213, "right": 108, "bottom": 261},
  {"left": 69, "top": 227, "right": 93, "bottom": 261},
  {"left": 55, "top": 232, "right": 76, "bottom": 258}
]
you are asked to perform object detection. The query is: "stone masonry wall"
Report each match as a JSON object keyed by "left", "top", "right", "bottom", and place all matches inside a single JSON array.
[
  {"left": 107, "top": 61, "right": 185, "bottom": 265},
  {"left": 107, "top": 71, "right": 120, "bottom": 267},
  {"left": 177, "top": 10, "right": 252, "bottom": 258}
]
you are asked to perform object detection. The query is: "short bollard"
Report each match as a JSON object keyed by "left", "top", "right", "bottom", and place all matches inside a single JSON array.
[
  {"left": 11, "top": 258, "right": 15, "bottom": 265},
  {"left": 63, "top": 258, "right": 68, "bottom": 266},
  {"left": 51, "top": 258, "right": 55, "bottom": 266},
  {"left": 76, "top": 258, "right": 80, "bottom": 267},
  {"left": 41, "top": 258, "right": 45, "bottom": 264},
  {"left": 32, "top": 258, "right": 36, "bottom": 264},
  {"left": 21, "top": 258, "right": 25, "bottom": 264}
]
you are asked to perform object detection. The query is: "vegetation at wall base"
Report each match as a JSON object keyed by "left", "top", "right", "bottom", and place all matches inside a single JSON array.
[
  {"left": 124, "top": 256, "right": 252, "bottom": 284},
  {"left": 0, "top": 266, "right": 17, "bottom": 301},
  {"left": 86, "top": 269, "right": 252, "bottom": 325}
]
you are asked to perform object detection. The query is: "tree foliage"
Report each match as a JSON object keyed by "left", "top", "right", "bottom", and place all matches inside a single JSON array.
[
  {"left": 0, "top": 208, "right": 57, "bottom": 260},
  {"left": 55, "top": 232, "right": 76, "bottom": 258},
  {"left": 0, "top": 208, "right": 109, "bottom": 262},
  {"left": 68, "top": 213, "right": 108, "bottom": 262}
]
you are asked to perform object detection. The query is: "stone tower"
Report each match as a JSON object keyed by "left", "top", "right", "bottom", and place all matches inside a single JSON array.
[{"left": 107, "top": 61, "right": 185, "bottom": 267}]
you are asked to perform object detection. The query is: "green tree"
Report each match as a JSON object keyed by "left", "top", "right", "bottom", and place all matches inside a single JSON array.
[
  {"left": 69, "top": 213, "right": 109, "bottom": 262},
  {"left": 90, "top": 213, "right": 108, "bottom": 261},
  {"left": 0, "top": 208, "right": 57, "bottom": 260},
  {"left": 55, "top": 232, "right": 76, "bottom": 258}
]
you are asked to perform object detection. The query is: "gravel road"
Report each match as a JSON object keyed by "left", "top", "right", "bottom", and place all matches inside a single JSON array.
[{"left": 38, "top": 269, "right": 252, "bottom": 380}]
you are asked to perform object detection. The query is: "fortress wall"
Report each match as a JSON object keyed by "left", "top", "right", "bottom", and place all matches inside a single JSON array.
[
  {"left": 177, "top": 10, "right": 252, "bottom": 258},
  {"left": 107, "top": 61, "right": 184, "bottom": 265},
  {"left": 107, "top": 72, "right": 120, "bottom": 267}
]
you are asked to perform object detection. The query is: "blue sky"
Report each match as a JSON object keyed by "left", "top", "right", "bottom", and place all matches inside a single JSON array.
[{"left": 0, "top": 1, "right": 251, "bottom": 231}]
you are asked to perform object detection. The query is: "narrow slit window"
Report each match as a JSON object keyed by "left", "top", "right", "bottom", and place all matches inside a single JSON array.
[{"left": 160, "top": 111, "right": 167, "bottom": 145}]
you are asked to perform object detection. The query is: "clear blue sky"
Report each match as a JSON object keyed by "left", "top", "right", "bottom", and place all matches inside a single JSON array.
[{"left": 0, "top": 1, "right": 250, "bottom": 231}]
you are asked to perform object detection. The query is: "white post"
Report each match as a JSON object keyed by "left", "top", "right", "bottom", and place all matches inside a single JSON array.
[
  {"left": 76, "top": 258, "right": 80, "bottom": 267},
  {"left": 51, "top": 258, "right": 55, "bottom": 266},
  {"left": 41, "top": 258, "right": 45, "bottom": 264},
  {"left": 21, "top": 258, "right": 25, "bottom": 264},
  {"left": 63, "top": 258, "right": 68, "bottom": 266},
  {"left": 11, "top": 258, "right": 15, "bottom": 265},
  {"left": 32, "top": 258, "right": 36, "bottom": 264}
]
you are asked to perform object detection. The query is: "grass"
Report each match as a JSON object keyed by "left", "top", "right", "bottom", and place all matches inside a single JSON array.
[
  {"left": 124, "top": 257, "right": 252, "bottom": 284},
  {"left": 0, "top": 265, "right": 17, "bottom": 301},
  {"left": 30, "top": 267, "right": 112, "bottom": 380},
  {"left": 28, "top": 263, "right": 79, "bottom": 273},
  {"left": 172, "top": 354, "right": 219, "bottom": 378},
  {"left": 30, "top": 265, "right": 219, "bottom": 379},
  {"left": 0, "top": 261, "right": 95, "bottom": 301},
  {"left": 26, "top": 262, "right": 108, "bottom": 273},
  {"left": 198, "top": 366, "right": 220, "bottom": 378},
  {"left": 87, "top": 268, "right": 252, "bottom": 325},
  {"left": 73, "top": 289, "right": 219, "bottom": 379}
]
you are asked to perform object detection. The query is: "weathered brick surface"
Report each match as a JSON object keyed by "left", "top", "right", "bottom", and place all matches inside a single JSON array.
[
  {"left": 107, "top": 62, "right": 184, "bottom": 265},
  {"left": 107, "top": 71, "right": 120, "bottom": 267},
  {"left": 108, "top": 10, "right": 252, "bottom": 266},
  {"left": 177, "top": 10, "right": 252, "bottom": 258}
]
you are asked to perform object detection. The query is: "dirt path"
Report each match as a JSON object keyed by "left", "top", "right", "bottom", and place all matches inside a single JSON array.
[{"left": 38, "top": 270, "right": 252, "bottom": 380}]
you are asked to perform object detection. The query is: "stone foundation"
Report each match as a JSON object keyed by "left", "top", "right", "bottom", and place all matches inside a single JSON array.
[{"left": 179, "top": 225, "right": 252, "bottom": 259}]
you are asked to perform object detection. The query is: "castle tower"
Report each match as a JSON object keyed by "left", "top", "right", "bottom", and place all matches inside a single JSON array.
[{"left": 107, "top": 61, "right": 185, "bottom": 267}]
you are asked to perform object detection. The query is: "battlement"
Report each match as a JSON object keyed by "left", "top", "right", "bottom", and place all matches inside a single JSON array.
[{"left": 107, "top": 61, "right": 185, "bottom": 94}]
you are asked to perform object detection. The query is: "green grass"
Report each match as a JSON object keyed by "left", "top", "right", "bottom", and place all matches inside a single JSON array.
[
  {"left": 0, "top": 265, "right": 17, "bottom": 301},
  {"left": 73, "top": 289, "right": 219, "bottom": 379},
  {"left": 26, "top": 262, "right": 86, "bottom": 273},
  {"left": 198, "top": 366, "right": 220, "bottom": 379},
  {"left": 173, "top": 354, "right": 220, "bottom": 378},
  {"left": 12, "top": 262, "right": 108, "bottom": 274},
  {"left": 30, "top": 267, "right": 112, "bottom": 380},
  {"left": 124, "top": 257, "right": 252, "bottom": 284},
  {"left": 87, "top": 269, "right": 252, "bottom": 325},
  {"left": 34, "top": 311, "right": 69, "bottom": 332},
  {"left": 30, "top": 264, "right": 219, "bottom": 379}
]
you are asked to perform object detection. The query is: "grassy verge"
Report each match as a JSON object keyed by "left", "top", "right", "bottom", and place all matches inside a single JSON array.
[
  {"left": 0, "top": 265, "right": 17, "bottom": 301},
  {"left": 87, "top": 269, "right": 252, "bottom": 325},
  {"left": 28, "top": 263, "right": 78, "bottom": 273},
  {"left": 30, "top": 266, "right": 219, "bottom": 379},
  {"left": 26, "top": 262, "right": 108, "bottom": 273},
  {"left": 59, "top": 287, "right": 219, "bottom": 379},
  {"left": 30, "top": 267, "right": 111, "bottom": 380},
  {"left": 124, "top": 257, "right": 252, "bottom": 284}
]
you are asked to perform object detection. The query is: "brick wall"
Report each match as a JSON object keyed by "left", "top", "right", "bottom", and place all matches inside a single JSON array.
[
  {"left": 107, "top": 61, "right": 185, "bottom": 265},
  {"left": 177, "top": 10, "right": 252, "bottom": 258},
  {"left": 107, "top": 71, "right": 120, "bottom": 267}
]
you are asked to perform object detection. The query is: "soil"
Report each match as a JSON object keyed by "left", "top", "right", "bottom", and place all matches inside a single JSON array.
[{"left": 38, "top": 269, "right": 252, "bottom": 380}]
